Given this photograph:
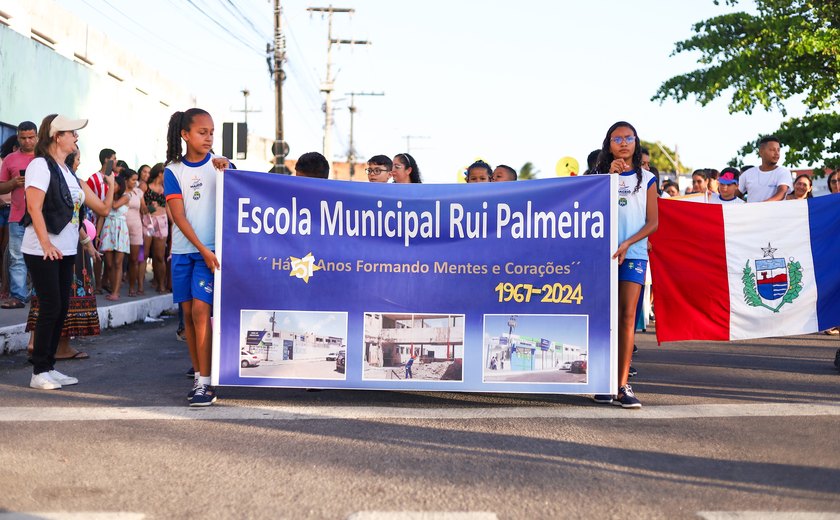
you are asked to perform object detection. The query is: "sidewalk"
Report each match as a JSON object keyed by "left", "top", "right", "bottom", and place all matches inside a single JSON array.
[{"left": 0, "top": 274, "right": 176, "bottom": 354}]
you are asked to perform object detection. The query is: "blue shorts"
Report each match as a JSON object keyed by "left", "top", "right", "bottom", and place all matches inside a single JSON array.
[
  {"left": 0, "top": 205, "right": 10, "bottom": 227},
  {"left": 172, "top": 252, "right": 215, "bottom": 305},
  {"left": 618, "top": 259, "right": 647, "bottom": 285}
]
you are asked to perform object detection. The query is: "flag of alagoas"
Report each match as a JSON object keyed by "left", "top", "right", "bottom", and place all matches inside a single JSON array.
[{"left": 649, "top": 195, "right": 840, "bottom": 342}]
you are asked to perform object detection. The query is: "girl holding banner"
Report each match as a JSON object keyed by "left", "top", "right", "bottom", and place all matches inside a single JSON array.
[
  {"left": 163, "top": 108, "right": 229, "bottom": 407},
  {"left": 590, "top": 122, "right": 659, "bottom": 408}
]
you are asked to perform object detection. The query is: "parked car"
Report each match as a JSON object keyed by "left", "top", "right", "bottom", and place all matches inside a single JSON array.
[
  {"left": 326, "top": 352, "right": 338, "bottom": 361},
  {"left": 335, "top": 349, "right": 346, "bottom": 373},
  {"left": 570, "top": 360, "right": 587, "bottom": 374},
  {"left": 561, "top": 361, "right": 572, "bottom": 371},
  {"left": 240, "top": 350, "right": 261, "bottom": 368}
]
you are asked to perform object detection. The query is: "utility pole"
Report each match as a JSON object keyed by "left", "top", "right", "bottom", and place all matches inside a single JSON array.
[
  {"left": 269, "top": 0, "right": 289, "bottom": 173},
  {"left": 402, "top": 135, "right": 430, "bottom": 153},
  {"left": 346, "top": 91, "right": 383, "bottom": 178},
  {"left": 308, "top": 6, "right": 370, "bottom": 177}
]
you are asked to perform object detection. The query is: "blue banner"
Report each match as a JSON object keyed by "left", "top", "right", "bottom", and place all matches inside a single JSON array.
[{"left": 212, "top": 171, "right": 617, "bottom": 394}]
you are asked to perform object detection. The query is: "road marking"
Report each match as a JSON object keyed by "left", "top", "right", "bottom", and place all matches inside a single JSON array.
[
  {"left": 0, "top": 402, "right": 839, "bottom": 422},
  {"left": 697, "top": 513, "right": 840, "bottom": 520},
  {"left": 0, "top": 514, "right": 145, "bottom": 520},
  {"left": 348, "top": 514, "right": 497, "bottom": 520}
]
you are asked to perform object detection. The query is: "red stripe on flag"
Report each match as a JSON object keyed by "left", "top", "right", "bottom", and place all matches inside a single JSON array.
[{"left": 649, "top": 199, "right": 730, "bottom": 342}]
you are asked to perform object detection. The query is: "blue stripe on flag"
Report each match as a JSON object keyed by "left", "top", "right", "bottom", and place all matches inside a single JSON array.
[{"left": 808, "top": 195, "right": 840, "bottom": 330}]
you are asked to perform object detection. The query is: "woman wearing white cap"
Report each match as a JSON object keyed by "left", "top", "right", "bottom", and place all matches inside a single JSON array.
[{"left": 22, "top": 114, "right": 116, "bottom": 390}]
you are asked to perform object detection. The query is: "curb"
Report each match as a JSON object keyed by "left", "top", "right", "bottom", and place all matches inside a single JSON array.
[{"left": 0, "top": 294, "right": 176, "bottom": 354}]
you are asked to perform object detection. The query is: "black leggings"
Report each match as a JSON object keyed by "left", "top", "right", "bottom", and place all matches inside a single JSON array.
[{"left": 24, "top": 254, "right": 75, "bottom": 374}]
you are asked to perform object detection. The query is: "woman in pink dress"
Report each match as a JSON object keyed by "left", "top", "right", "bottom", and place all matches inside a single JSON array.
[
  {"left": 143, "top": 163, "right": 169, "bottom": 293},
  {"left": 123, "top": 170, "right": 148, "bottom": 296}
]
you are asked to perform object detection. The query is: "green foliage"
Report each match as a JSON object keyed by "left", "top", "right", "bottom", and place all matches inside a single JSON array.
[
  {"left": 653, "top": 0, "right": 840, "bottom": 170},
  {"left": 519, "top": 162, "right": 539, "bottom": 180},
  {"left": 640, "top": 140, "right": 692, "bottom": 173}
]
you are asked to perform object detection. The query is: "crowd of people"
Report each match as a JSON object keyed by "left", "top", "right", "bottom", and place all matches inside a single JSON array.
[{"left": 1, "top": 111, "right": 836, "bottom": 408}]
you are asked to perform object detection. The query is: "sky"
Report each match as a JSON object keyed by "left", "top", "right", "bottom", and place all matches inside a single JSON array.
[
  {"left": 54, "top": 0, "right": 802, "bottom": 183},
  {"left": 242, "top": 310, "right": 347, "bottom": 338},
  {"left": 484, "top": 314, "right": 588, "bottom": 349}
]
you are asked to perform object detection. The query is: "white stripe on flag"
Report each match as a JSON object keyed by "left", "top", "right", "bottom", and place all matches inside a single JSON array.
[{"left": 723, "top": 200, "right": 818, "bottom": 340}]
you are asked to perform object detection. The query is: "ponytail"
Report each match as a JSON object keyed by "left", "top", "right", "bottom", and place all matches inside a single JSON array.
[
  {"left": 165, "top": 108, "right": 211, "bottom": 165},
  {"left": 165, "top": 111, "right": 184, "bottom": 165}
]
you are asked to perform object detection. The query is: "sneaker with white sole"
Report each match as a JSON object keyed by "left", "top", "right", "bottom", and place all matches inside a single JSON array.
[
  {"left": 48, "top": 370, "right": 78, "bottom": 386},
  {"left": 189, "top": 384, "right": 217, "bottom": 407},
  {"left": 30, "top": 372, "right": 62, "bottom": 390},
  {"left": 613, "top": 384, "right": 642, "bottom": 409},
  {"left": 592, "top": 394, "right": 614, "bottom": 404}
]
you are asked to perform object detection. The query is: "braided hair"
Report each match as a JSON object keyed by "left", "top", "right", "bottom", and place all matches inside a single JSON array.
[
  {"left": 593, "top": 121, "right": 643, "bottom": 193},
  {"left": 165, "top": 108, "right": 210, "bottom": 165},
  {"left": 397, "top": 153, "right": 422, "bottom": 183}
]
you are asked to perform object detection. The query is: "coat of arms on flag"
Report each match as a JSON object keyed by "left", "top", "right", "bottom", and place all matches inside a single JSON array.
[{"left": 741, "top": 243, "right": 802, "bottom": 313}]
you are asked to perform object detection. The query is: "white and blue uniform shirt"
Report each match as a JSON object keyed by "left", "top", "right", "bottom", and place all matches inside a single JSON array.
[
  {"left": 617, "top": 169, "right": 656, "bottom": 261},
  {"left": 164, "top": 153, "right": 217, "bottom": 254}
]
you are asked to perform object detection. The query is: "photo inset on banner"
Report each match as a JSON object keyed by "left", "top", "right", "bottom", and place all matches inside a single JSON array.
[
  {"left": 482, "top": 314, "right": 589, "bottom": 384},
  {"left": 363, "top": 313, "right": 465, "bottom": 382},
  {"left": 239, "top": 310, "right": 348, "bottom": 380}
]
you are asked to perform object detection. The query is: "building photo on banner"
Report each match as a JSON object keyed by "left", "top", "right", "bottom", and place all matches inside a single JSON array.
[
  {"left": 211, "top": 170, "right": 618, "bottom": 395},
  {"left": 238, "top": 310, "right": 348, "bottom": 380}
]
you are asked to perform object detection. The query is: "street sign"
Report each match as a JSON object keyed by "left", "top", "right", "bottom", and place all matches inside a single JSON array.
[{"left": 272, "top": 140, "right": 290, "bottom": 159}]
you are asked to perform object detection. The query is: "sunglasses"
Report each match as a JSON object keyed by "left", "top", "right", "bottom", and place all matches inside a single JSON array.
[{"left": 611, "top": 136, "right": 636, "bottom": 145}]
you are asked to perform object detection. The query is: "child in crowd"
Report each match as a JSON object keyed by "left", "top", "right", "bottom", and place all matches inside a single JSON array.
[
  {"left": 465, "top": 160, "right": 492, "bottom": 183},
  {"left": 710, "top": 168, "right": 744, "bottom": 204},
  {"left": 365, "top": 155, "right": 393, "bottom": 183},
  {"left": 164, "top": 108, "right": 228, "bottom": 407},
  {"left": 492, "top": 165, "right": 517, "bottom": 182},
  {"left": 99, "top": 174, "right": 130, "bottom": 301},
  {"left": 591, "top": 121, "right": 658, "bottom": 408},
  {"left": 294, "top": 152, "right": 330, "bottom": 179}
]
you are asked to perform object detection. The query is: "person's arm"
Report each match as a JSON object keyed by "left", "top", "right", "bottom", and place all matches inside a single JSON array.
[
  {"left": 0, "top": 163, "right": 24, "bottom": 195},
  {"left": 764, "top": 184, "right": 789, "bottom": 202},
  {"left": 79, "top": 226, "right": 100, "bottom": 259},
  {"left": 81, "top": 176, "right": 115, "bottom": 217},
  {"left": 25, "top": 187, "right": 62, "bottom": 260},
  {"left": 612, "top": 182, "right": 659, "bottom": 265},
  {"left": 167, "top": 197, "right": 219, "bottom": 271},
  {"left": 112, "top": 192, "right": 130, "bottom": 210},
  {"left": 139, "top": 190, "right": 149, "bottom": 215}
]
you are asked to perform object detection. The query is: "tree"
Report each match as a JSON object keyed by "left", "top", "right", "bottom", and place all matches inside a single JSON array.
[
  {"left": 640, "top": 140, "right": 691, "bottom": 173},
  {"left": 652, "top": 0, "right": 840, "bottom": 173},
  {"left": 519, "top": 162, "right": 539, "bottom": 180}
]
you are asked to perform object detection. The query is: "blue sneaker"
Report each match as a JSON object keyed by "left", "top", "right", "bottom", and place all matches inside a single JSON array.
[
  {"left": 187, "top": 380, "right": 200, "bottom": 401},
  {"left": 185, "top": 367, "right": 195, "bottom": 378},
  {"left": 189, "top": 385, "right": 217, "bottom": 407},
  {"left": 592, "top": 394, "right": 613, "bottom": 404},
  {"left": 613, "top": 384, "right": 641, "bottom": 409},
  {"left": 628, "top": 366, "right": 637, "bottom": 378}
]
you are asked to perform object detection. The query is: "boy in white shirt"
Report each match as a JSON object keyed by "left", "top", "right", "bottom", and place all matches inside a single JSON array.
[{"left": 738, "top": 135, "right": 792, "bottom": 202}]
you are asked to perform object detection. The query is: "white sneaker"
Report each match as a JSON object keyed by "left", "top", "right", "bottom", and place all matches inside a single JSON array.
[
  {"left": 48, "top": 370, "right": 78, "bottom": 386},
  {"left": 30, "top": 372, "right": 62, "bottom": 390}
]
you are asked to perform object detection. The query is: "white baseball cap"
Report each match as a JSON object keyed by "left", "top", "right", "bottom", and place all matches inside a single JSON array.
[{"left": 49, "top": 115, "right": 88, "bottom": 137}]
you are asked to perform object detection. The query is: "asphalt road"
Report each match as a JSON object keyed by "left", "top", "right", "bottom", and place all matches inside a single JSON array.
[{"left": 1, "top": 318, "right": 839, "bottom": 520}]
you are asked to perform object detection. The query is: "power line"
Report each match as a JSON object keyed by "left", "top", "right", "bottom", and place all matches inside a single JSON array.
[
  {"left": 183, "top": 0, "right": 265, "bottom": 56},
  {"left": 224, "top": 0, "right": 270, "bottom": 38}
]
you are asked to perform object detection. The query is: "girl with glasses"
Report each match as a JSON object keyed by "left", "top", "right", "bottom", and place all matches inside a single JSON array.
[
  {"left": 591, "top": 121, "right": 658, "bottom": 408},
  {"left": 392, "top": 153, "right": 422, "bottom": 184}
]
